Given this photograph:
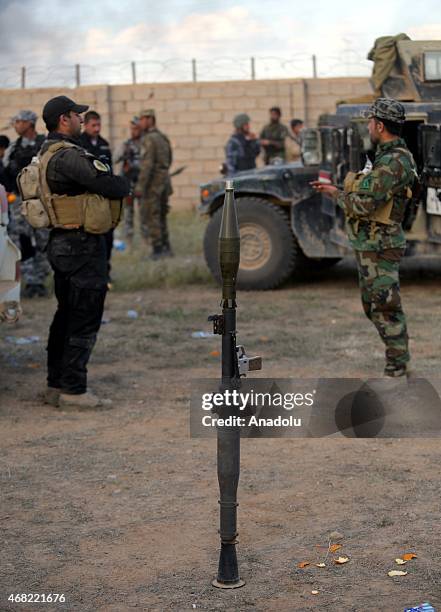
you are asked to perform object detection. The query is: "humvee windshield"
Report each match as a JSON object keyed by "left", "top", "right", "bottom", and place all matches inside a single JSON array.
[{"left": 302, "top": 130, "right": 321, "bottom": 165}]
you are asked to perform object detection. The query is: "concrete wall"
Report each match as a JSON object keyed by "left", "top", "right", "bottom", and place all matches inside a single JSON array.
[{"left": 0, "top": 77, "right": 372, "bottom": 210}]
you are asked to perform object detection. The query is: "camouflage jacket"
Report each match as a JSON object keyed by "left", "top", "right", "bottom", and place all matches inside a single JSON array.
[
  {"left": 259, "top": 122, "right": 288, "bottom": 163},
  {"left": 337, "top": 138, "right": 417, "bottom": 251},
  {"left": 117, "top": 137, "right": 141, "bottom": 185},
  {"left": 135, "top": 128, "right": 172, "bottom": 194}
]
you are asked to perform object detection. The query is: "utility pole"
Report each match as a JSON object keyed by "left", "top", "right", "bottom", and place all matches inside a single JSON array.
[{"left": 251, "top": 57, "right": 256, "bottom": 80}]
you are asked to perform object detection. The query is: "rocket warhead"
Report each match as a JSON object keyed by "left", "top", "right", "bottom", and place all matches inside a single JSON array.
[{"left": 219, "top": 180, "right": 240, "bottom": 303}]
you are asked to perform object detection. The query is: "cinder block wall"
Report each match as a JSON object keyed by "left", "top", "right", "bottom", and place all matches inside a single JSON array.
[{"left": 0, "top": 77, "right": 372, "bottom": 210}]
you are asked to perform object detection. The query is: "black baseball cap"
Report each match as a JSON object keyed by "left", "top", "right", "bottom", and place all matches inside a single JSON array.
[{"left": 42, "top": 95, "right": 89, "bottom": 125}]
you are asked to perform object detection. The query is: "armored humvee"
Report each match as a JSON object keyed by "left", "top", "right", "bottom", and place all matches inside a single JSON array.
[{"left": 200, "top": 36, "right": 441, "bottom": 290}]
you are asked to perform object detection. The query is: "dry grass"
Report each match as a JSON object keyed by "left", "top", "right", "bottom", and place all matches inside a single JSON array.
[{"left": 111, "top": 210, "right": 214, "bottom": 291}]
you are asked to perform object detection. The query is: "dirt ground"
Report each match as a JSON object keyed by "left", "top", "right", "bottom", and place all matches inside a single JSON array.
[{"left": 1, "top": 257, "right": 441, "bottom": 611}]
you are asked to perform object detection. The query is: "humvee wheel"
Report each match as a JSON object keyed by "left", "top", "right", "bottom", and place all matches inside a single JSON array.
[
  {"left": 240, "top": 222, "right": 272, "bottom": 271},
  {"left": 204, "top": 197, "right": 297, "bottom": 290}
]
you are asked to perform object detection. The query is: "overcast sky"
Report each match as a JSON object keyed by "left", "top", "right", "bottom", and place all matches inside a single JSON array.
[{"left": 0, "top": 0, "right": 440, "bottom": 86}]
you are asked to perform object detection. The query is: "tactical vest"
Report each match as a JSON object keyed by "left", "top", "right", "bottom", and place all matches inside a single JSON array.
[
  {"left": 343, "top": 146, "right": 415, "bottom": 229},
  {"left": 229, "top": 134, "right": 257, "bottom": 171},
  {"left": 17, "top": 141, "right": 122, "bottom": 233}
]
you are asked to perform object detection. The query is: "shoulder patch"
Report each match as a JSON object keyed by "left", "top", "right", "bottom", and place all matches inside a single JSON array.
[
  {"left": 93, "top": 159, "right": 109, "bottom": 172},
  {"left": 359, "top": 175, "right": 373, "bottom": 190}
]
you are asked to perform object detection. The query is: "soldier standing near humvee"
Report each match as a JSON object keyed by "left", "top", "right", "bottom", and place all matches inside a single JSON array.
[
  {"left": 260, "top": 106, "right": 289, "bottom": 164},
  {"left": 312, "top": 98, "right": 417, "bottom": 378},
  {"left": 225, "top": 113, "right": 260, "bottom": 176}
]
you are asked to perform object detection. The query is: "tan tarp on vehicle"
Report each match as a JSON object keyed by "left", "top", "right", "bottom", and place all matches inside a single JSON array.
[{"left": 367, "top": 33, "right": 411, "bottom": 94}]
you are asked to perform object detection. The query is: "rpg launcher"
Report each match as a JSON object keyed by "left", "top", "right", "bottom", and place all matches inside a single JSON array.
[{"left": 209, "top": 179, "right": 262, "bottom": 589}]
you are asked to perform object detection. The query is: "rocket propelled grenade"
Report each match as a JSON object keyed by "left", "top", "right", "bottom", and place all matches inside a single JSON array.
[
  {"left": 209, "top": 180, "right": 261, "bottom": 384},
  {"left": 219, "top": 180, "right": 240, "bottom": 305},
  {"left": 209, "top": 180, "right": 262, "bottom": 589}
]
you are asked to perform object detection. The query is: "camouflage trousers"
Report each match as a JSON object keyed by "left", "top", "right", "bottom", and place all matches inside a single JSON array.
[
  {"left": 123, "top": 196, "right": 149, "bottom": 241},
  {"left": 139, "top": 188, "right": 170, "bottom": 250},
  {"left": 7, "top": 197, "right": 50, "bottom": 286},
  {"left": 355, "top": 248, "right": 409, "bottom": 371},
  {"left": 123, "top": 196, "right": 134, "bottom": 238}
]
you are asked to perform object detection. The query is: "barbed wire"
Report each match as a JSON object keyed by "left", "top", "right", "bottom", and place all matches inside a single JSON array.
[{"left": 0, "top": 54, "right": 372, "bottom": 89}]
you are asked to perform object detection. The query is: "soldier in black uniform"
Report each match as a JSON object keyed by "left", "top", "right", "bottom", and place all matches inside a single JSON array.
[
  {"left": 3, "top": 110, "right": 49, "bottom": 297},
  {"left": 41, "top": 96, "right": 129, "bottom": 409},
  {"left": 225, "top": 114, "right": 260, "bottom": 176},
  {"left": 79, "top": 110, "right": 112, "bottom": 166},
  {"left": 79, "top": 110, "right": 115, "bottom": 283}
]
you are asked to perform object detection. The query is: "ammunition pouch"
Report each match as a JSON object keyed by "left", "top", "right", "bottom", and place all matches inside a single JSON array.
[
  {"left": 50, "top": 193, "right": 122, "bottom": 233},
  {"left": 21, "top": 198, "right": 51, "bottom": 229},
  {"left": 110, "top": 199, "right": 123, "bottom": 227},
  {"left": 18, "top": 140, "right": 122, "bottom": 234},
  {"left": 18, "top": 155, "right": 51, "bottom": 228}
]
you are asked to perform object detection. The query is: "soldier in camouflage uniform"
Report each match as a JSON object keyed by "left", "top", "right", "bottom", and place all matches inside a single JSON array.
[
  {"left": 3, "top": 110, "right": 49, "bottom": 297},
  {"left": 135, "top": 109, "right": 173, "bottom": 259},
  {"left": 312, "top": 98, "right": 417, "bottom": 377},
  {"left": 260, "top": 107, "right": 289, "bottom": 164},
  {"left": 116, "top": 117, "right": 142, "bottom": 246}
]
